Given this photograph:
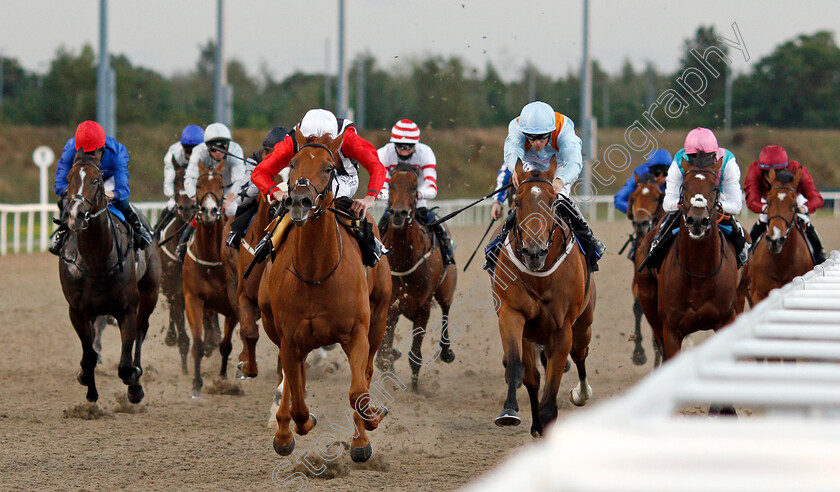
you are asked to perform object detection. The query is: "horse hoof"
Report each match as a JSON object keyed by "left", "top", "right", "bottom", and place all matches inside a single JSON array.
[
  {"left": 530, "top": 426, "right": 543, "bottom": 438},
  {"left": 391, "top": 348, "right": 402, "bottom": 361},
  {"left": 309, "top": 413, "right": 318, "bottom": 428},
  {"left": 77, "top": 371, "right": 87, "bottom": 387},
  {"left": 164, "top": 327, "right": 178, "bottom": 347},
  {"left": 495, "top": 409, "right": 521, "bottom": 427},
  {"left": 127, "top": 385, "right": 145, "bottom": 404},
  {"left": 564, "top": 358, "right": 571, "bottom": 373},
  {"left": 273, "top": 436, "right": 296, "bottom": 456},
  {"left": 86, "top": 390, "right": 99, "bottom": 403},
  {"left": 375, "top": 355, "right": 392, "bottom": 372},
  {"left": 350, "top": 443, "right": 373, "bottom": 463},
  {"left": 632, "top": 348, "right": 647, "bottom": 366},
  {"left": 439, "top": 347, "right": 455, "bottom": 363},
  {"left": 190, "top": 389, "right": 202, "bottom": 399},
  {"left": 569, "top": 384, "right": 593, "bottom": 406},
  {"left": 235, "top": 362, "right": 254, "bottom": 380}
]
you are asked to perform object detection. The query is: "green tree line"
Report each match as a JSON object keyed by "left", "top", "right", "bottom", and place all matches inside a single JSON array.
[{"left": 2, "top": 28, "right": 840, "bottom": 130}]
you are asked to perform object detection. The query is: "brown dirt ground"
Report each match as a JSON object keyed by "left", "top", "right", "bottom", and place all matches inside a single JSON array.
[{"left": 0, "top": 218, "right": 837, "bottom": 491}]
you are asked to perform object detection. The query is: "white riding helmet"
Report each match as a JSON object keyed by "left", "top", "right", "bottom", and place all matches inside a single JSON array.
[
  {"left": 204, "top": 122, "right": 232, "bottom": 143},
  {"left": 518, "top": 101, "right": 556, "bottom": 135},
  {"left": 390, "top": 119, "right": 420, "bottom": 144},
  {"left": 298, "top": 109, "right": 338, "bottom": 138}
]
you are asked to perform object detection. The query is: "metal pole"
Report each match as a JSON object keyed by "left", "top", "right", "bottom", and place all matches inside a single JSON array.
[
  {"left": 107, "top": 67, "right": 116, "bottom": 136},
  {"left": 579, "top": 0, "right": 593, "bottom": 199},
  {"left": 724, "top": 65, "right": 733, "bottom": 132},
  {"left": 96, "top": 0, "right": 109, "bottom": 129},
  {"left": 355, "top": 58, "right": 366, "bottom": 129},
  {"left": 324, "top": 39, "right": 331, "bottom": 109},
  {"left": 528, "top": 64, "right": 536, "bottom": 102},
  {"left": 214, "top": 0, "right": 227, "bottom": 125},
  {"left": 336, "top": 0, "right": 348, "bottom": 118},
  {"left": 602, "top": 83, "right": 610, "bottom": 128}
]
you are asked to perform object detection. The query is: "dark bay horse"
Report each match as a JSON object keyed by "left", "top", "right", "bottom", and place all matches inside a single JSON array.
[
  {"left": 59, "top": 151, "right": 161, "bottom": 403},
  {"left": 376, "top": 163, "right": 457, "bottom": 391},
  {"left": 182, "top": 161, "right": 239, "bottom": 397},
  {"left": 258, "top": 131, "right": 391, "bottom": 463},
  {"left": 492, "top": 158, "right": 596, "bottom": 437},
  {"left": 626, "top": 174, "right": 664, "bottom": 366},
  {"left": 741, "top": 168, "right": 813, "bottom": 307},
  {"left": 640, "top": 156, "right": 739, "bottom": 361},
  {"left": 155, "top": 164, "right": 220, "bottom": 373}
]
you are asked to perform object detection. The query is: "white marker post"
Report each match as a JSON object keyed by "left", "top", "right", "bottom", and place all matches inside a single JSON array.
[{"left": 32, "top": 145, "right": 55, "bottom": 251}]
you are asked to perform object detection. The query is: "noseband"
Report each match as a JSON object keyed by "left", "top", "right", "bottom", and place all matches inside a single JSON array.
[
  {"left": 68, "top": 163, "right": 107, "bottom": 227},
  {"left": 679, "top": 169, "right": 720, "bottom": 220},
  {"left": 766, "top": 185, "right": 798, "bottom": 237},
  {"left": 196, "top": 170, "right": 224, "bottom": 222},
  {"left": 285, "top": 142, "right": 337, "bottom": 219}
]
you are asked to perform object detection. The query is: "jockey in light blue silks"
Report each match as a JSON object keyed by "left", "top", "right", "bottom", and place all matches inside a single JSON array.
[
  {"left": 51, "top": 120, "right": 153, "bottom": 255},
  {"left": 484, "top": 101, "right": 605, "bottom": 273}
]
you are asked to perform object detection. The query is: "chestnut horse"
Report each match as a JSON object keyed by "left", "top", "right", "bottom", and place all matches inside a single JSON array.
[
  {"left": 626, "top": 174, "right": 664, "bottom": 366},
  {"left": 58, "top": 151, "right": 161, "bottom": 403},
  {"left": 492, "top": 158, "right": 596, "bottom": 437},
  {"left": 182, "top": 161, "right": 239, "bottom": 397},
  {"left": 741, "top": 168, "right": 813, "bottom": 307},
  {"left": 156, "top": 164, "right": 220, "bottom": 373},
  {"left": 639, "top": 157, "right": 739, "bottom": 362},
  {"left": 258, "top": 132, "right": 391, "bottom": 463},
  {"left": 376, "top": 163, "right": 457, "bottom": 391}
]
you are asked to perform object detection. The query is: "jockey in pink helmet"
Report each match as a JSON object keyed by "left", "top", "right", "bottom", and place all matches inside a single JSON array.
[{"left": 641, "top": 127, "right": 749, "bottom": 270}]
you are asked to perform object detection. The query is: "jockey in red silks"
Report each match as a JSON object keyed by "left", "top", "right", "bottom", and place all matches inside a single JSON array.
[
  {"left": 744, "top": 145, "right": 826, "bottom": 263},
  {"left": 250, "top": 109, "right": 387, "bottom": 265}
]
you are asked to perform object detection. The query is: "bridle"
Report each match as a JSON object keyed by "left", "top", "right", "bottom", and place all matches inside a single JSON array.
[
  {"left": 678, "top": 169, "right": 721, "bottom": 222},
  {"left": 67, "top": 163, "right": 108, "bottom": 229},
  {"left": 284, "top": 143, "right": 337, "bottom": 219},
  {"left": 510, "top": 176, "right": 566, "bottom": 266},
  {"left": 765, "top": 184, "right": 798, "bottom": 239},
  {"left": 629, "top": 184, "right": 662, "bottom": 235},
  {"left": 388, "top": 167, "right": 420, "bottom": 228},
  {"left": 196, "top": 170, "right": 224, "bottom": 223}
]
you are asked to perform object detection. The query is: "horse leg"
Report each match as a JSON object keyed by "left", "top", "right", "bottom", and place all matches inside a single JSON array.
[
  {"left": 343, "top": 327, "right": 386, "bottom": 463},
  {"left": 115, "top": 304, "right": 141, "bottom": 391},
  {"left": 93, "top": 316, "right": 107, "bottom": 365},
  {"left": 375, "top": 306, "right": 401, "bottom": 372},
  {"left": 184, "top": 292, "right": 205, "bottom": 398},
  {"left": 521, "top": 340, "right": 542, "bottom": 437},
  {"left": 203, "top": 310, "right": 221, "bottom": 357},
  {"left": 272, "top": 355, "right": 295, "bottom": 456},
  {"left": 281, "top": 345, "right": 316, "bottom": 437},
  {"left": 569, "top": 301, "right": 594, "bottom": 407},
  {"left": 438, "top": 304, "right": 456, "bottom": 364},
  {"left": 174, "top": 298, "right": 190, "bottom": 375},
  {"left": 661, "top": 324, "right": 683, "bottom": 361},
  {"left": 539, "top": 324, "right": 573, "bottom": 429},
  {"left": 495, "top": 308, "right": 525, "bottom": 427},
  {"left": 631, "top": 297, "right": 647, "bottom": 366},
  {"left": 70, "top": 308, "right": 99, "bottom": 402},
  {"left": 366, "top": 277, "right": 390, "bottom": 385},
  {"left": 218, "top": 314, "right": 237, "bottom": 378},
  {"left": 236, "top": 296, "right": 260, "bottom": 380},
  {"left": 165, "top": 298, "right": 179, "bottom": 348},
  {"left": 408, "top": 306, "right": 431, "bottom": 392}
]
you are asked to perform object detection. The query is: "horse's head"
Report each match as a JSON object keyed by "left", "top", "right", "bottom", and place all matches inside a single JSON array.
[
  {"left": 512, "top": 157, "right": 559, "bottom": 271},
  {"left": 627, "top": 172, "right": 662, "bottom": 238},
  {"left": 195, "top": 160, "right": 224, "bottom": 225},
  {"left": 679, "top": 152, "right": 721, "bottom": 240},
  {"left": 65, "top": 150, "right": 107, "bottom": 232},
  {"left": 764, "top": 167, "right": 802, "bottom": 253},
  {"left": 284, "top": 132, "right": 343, "bottom": 226},
  {"left": 172, "top": 166, "right": 196, "bottom": 221},
  {"left": 388, "top": 163, "right": 420, "bottom": 229}
]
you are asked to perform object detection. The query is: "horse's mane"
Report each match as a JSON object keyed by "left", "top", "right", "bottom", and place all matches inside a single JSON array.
[
  {"left": 393, "top": 162, "right": 418, "bottom": 176},
  {"left": 638, "top": 173, "right": 658, "bottom": 185},
  {"left": 685, "top": 151, "right": 717, "bottom": 169},
  {"left": 73, "top": 152, "right": 100, "bottom": 168},
  {"left": 773, "top": 169, "right": 795, "bottom": 184}
]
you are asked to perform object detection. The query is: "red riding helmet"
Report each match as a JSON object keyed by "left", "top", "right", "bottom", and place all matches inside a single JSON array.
[
  {"left": 757, "top": 145, "right": 789, "bottom": 170},
  {"left": 74, "top": 121, "right": 106, "bottom": 152}
]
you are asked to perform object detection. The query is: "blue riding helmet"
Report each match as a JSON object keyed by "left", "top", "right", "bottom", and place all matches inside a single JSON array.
[
  {"left": 180, "top": 124, "right": 205, "bottom": 146},
  {"left": 518, "top": 101, "right": 556, "bottom": 135}
]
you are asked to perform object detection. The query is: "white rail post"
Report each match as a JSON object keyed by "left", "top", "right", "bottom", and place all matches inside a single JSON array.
[{"left": 33, "top": 146, "right": 55, "bottom": 252}]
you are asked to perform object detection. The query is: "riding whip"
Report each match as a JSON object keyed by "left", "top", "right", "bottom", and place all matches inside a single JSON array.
[
  {"left": 463, "top": 218, "right": 497, "bottom": 271},
  {"left": 426, "top": 183, "right": 512, "bottom": 227}
]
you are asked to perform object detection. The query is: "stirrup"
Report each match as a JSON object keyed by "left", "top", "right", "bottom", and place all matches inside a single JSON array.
[{"left": 226, "top": 231, "right": 241, "bottom": 250}]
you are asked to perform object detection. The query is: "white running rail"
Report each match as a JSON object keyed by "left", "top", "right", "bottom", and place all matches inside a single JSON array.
[
  {"left": 466, "top": 251, "right": 840, "bottom": 492},
  {"left": 2, "top": 193, "right": 840, "bottom": 255}
]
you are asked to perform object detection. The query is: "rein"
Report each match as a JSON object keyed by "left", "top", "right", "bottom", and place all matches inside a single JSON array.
[
  {"left": 286, "top": 216, "right": 343, "bottom": 285},
  {"left": 285, "top": 143, "right": 337, "bottom": 219},
  {"left": 507, "top": 176, "right": 571, "bottom": 276},
  {"left": 673, "top": 169, "right": 726, "bottom": 278},
  {"left": 765, "top": 185, "right": 798, "bottom": 236}
]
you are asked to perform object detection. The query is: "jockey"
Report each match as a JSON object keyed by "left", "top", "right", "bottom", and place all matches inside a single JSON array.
[
  {"left": 484, "top": 101, "right": 605, "bottom": 272},
  {"left": 744, "top": 145, "right": 826, "bottom": 263},
  {"left": 51, "top": 120, "right": 153, "bottom": 255},
  {"left": 613, "top": 148, "right": 671, "bottom": 214},
  {"left": 225, "top": 126, "right": 292, "bottom": 250},
  {"left": 250, "top": 108, "right": 388, "bottom": 266},
  {"left": 376, "top": 119, "right": 456, "bottom": 265},
  {"left": 153, "top": 124, "right": 204, "bottom": 235},
  {"left": 641, "top": 127, "right": 749, "bottom": 270},
  {"left": 175, "top": 122, "right": 245, "bottom": 259}
]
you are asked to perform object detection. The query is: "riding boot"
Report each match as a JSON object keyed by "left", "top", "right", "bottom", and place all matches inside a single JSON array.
[
  {"left": 153, "top": 206, "right": 176, "bottom": 240},
  {"left": 749, "top": 220, "right": 767, "bottom": 244},
  {"left": 720, "top": 216, "right": 749, "bottom": 268},
  {"left": 378, "top": 208, "right": 390, "bottom": 237},
  {"left": 555, "top": 196, "right": 605, "bottom": 272},
  {"left": 804, "top": 222, "right": 826, "bottom": 264},
  {"left": 639, "top": 211, "right": 680, "bottom": 272},
  {"left": 122, "top": 206, "right": 153, "bottom": 250},
  {"left": 176, "top": 223, "right": 195, "bottom": 261},
  {"left": 420, "top": 207, "right": 456, "bottom": 266},
  {"left": 626, "top": 240, "right": 638, "bottom": 261},
  {"left": 483, "top": 211, "right": 517, "bottom": 273},
  {"left": 226, "top": 199, "right": 258, "bottom": 250},
  {"left": 49, "top": 221, "right": 69, "bottom": 256}
]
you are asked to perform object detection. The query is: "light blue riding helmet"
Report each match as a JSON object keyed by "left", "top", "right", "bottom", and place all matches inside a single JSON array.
[{"left": 518, "top": 101, "right": 556, "bottom": 135}]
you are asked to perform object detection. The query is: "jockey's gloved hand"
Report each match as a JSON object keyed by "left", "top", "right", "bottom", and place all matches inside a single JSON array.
[{"left": 167, "top": 197, "right": 176, "bottom": 210}]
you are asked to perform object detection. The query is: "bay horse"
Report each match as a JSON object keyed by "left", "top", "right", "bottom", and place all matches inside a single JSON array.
[
  {"left": 182, "top": 160, "right": 239, "bottom": 397},
  {"left": 641, "top": 155, "right": 739, "bottom": 362},
  {"left": 155, "top": 164, "right": 220, "bottom": 373},
  {"left": 492, "top": 158, "right": 596, "bottom": 437},
  {"left": 258, "top": 131, "right": 391, "bottom": 463},
  {"left": 626, "top": 173, "right": 664, "bottom": 366},
  {"left": 376, "top": 163, "right": 457, "bottom": 391},
  {"left": 58, "top": 150, "right": 161, "bottom": 403},
  {"left": 741, "top": 168, "right": 813, "bottom": 307}
]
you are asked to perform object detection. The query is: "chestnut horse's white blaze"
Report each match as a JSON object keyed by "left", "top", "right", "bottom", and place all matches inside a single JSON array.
[{"left": 690, "top": 194, "right": 708, "bottom": 208}]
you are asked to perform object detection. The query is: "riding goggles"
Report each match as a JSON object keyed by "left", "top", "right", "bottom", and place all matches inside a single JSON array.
[
  {"left": 395, "top": 143, "right": 416, "bottom": 152},
  {"left": 524, "top": 132, "right": 551, "bottom": 142}
]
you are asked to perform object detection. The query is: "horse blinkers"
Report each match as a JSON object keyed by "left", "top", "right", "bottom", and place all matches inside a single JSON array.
[{"left": 196, "top": 171, "right": 223, "bottom": 225}]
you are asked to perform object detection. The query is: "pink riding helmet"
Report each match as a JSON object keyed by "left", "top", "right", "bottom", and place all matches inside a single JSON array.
[{"left": 684, "top": 127, "right": 725, "bottom": 161}]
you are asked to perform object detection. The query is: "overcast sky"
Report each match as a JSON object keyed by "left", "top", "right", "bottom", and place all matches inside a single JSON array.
[{"left": 2, "top": 0, "right": 839, "bottom": 81}]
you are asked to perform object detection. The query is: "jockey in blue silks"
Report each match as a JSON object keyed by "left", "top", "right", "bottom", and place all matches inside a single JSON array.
[
  {"left": 613, "top": 149, "right": 672, "bottom": 214},
  {"left": 51, "top": 120, "right": 152, "bottom": 255}
]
